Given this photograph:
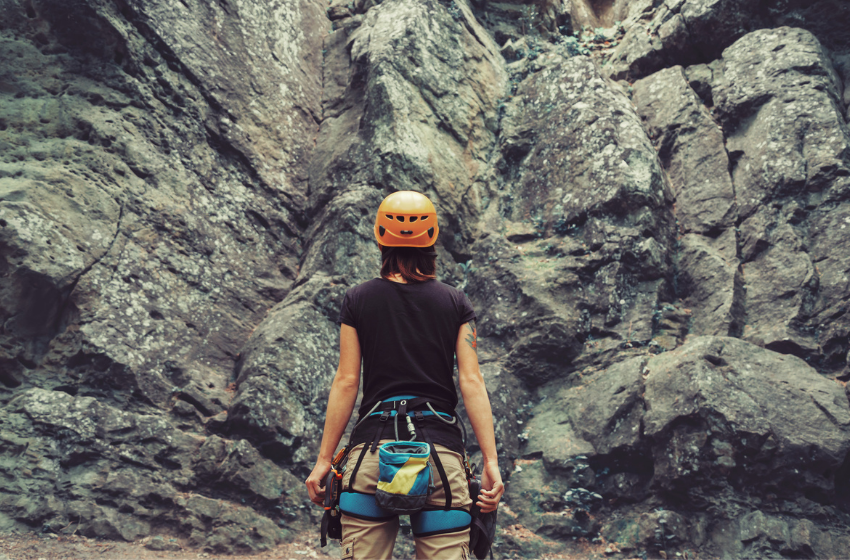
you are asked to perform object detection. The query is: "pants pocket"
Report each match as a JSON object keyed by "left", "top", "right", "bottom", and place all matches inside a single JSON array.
[{"left": 341, "top": 536, "right": 355, "bottom": 559}]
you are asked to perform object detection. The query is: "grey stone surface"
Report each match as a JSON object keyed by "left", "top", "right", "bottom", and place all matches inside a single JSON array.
[
  {"left": 644, "top": 337, "right": 850, "bottom": 496},
  {"left": 604, "top": 0, "right": 850, "bottom": 82},
  {"left": 2, "top": 0, "right": 850, "bottom": 557},
  {"left": 715, "top": 28, "right": 850, "bottom": 360},
  {"left": 633, "top": 66, "right": 735, "bottom": 235},
  {"left": 676, "top": 231, "right": 744, "bottom": 337},
  {"left": 468, "top": 53, "right": 676, "bottom": 402},
  {"left": 533, "top": 336, "right": 850, "bottom": 556}
]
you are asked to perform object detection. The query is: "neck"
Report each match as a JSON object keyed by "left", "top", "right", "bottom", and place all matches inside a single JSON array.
[{"left": 387, "top": 273, "right": 407, "bottom": 284}]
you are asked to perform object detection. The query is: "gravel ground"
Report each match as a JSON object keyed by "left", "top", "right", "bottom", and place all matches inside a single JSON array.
[
  {"left": 0, "top": 528, "right": 614, "bottom": 559},
  {"left": 0, "top": 534, "right": 340, "bottom": 560}
]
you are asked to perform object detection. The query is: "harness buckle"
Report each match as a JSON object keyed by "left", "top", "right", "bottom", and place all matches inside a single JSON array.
[{"left": 379, "top": 410, "right": 391, "bottom": 422}]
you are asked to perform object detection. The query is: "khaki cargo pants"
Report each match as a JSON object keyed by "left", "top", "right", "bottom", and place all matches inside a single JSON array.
[{"left": 340, "top": 441, "right": 472, "bottom": 560}]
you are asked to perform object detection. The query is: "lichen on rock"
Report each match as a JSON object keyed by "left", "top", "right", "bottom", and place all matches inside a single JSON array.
[{"left": 2, "top": 0, "right": 850, "bottom": 556}]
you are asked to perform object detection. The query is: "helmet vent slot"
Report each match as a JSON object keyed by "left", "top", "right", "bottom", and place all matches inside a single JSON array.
[
  {"left": 396, "top": 216, "right": 405, "bottom": 222},
  {"left": 386, "top": 214, "right": 394, "bottom": 220},
  {"left": 409, "top": 216, "right": 418, "bottom": 223},
  {"left": 421, "top": 216, "right": 429, "bottom": 220},
  {"left": 401, "top": 230, "right": 413, "bottom": 234}
]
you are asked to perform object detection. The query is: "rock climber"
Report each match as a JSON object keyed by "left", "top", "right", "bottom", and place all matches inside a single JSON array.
[{"left": 305, "top": 190, "right": 504, "bottom": 559}]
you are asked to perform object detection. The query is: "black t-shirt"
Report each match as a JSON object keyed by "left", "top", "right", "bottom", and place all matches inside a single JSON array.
[{"left": 339, "top": 278, "right": 476, "bottom": 454}]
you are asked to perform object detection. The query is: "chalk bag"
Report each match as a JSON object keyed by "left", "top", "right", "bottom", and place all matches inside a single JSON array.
[{"left": 375, "top": 441, "right": 433, "bottom": 515}]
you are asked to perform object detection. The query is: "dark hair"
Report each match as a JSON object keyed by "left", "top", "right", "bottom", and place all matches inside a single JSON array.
[{"left": 380, "top": 246, "right": 437, "bottom": 283}]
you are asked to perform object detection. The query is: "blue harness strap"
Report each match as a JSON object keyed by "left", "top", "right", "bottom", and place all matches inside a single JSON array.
[
  {"left": 411, "top": 508, "right": 472, "bottom": 537},
  {"left": 339, "top": 494, "right": 472, "bottom": 536},
  {"left": 339, "top": 491, "right": 395, "bottom": 521}
]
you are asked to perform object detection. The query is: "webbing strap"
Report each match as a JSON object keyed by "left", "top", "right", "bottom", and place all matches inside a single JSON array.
[
  {"left": 339, "top": 491, "right": 395, "bottom": 520},
  {"left": 351, "top": 411, "right": 387, "bottom": 491},
  {"left": 411, "top": 508, "right": 472, "bottom": 537},
  {"left": 371, "top": 397, "right": 444, "bottom": 414},
  {"left": 415, "top": 411, "right": 452, "bottom": 510},
  {"left": 370, "top": 411, "right": 390, "bottom": 453},
  {"left": 369, "top": 409, "right": 454, "bottom": 420},
  {"left": 347, "top": 442, "right": 370, "bottom": 492}
]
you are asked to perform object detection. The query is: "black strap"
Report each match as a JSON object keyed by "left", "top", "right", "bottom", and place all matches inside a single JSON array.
[
  {"left": 320, "top": 510, "right": 329, "bottom": 547},
  {"left": 396, "top": 401, "right": 409, "bottom": 441},
  {"left": 370, "top": 410, "right": 390, "bottom": 452},
  {"left": 375, "top": 397, "right": 446, "bottom": 414},
  {"left": 351, "top": 411, "right": 388, "bottom": 490},
  {"left": 415, "top": 411, "right": 452, "bottom": 510},
  {"left": 347, "top": 443, "right": 369, "bottom": 492}
]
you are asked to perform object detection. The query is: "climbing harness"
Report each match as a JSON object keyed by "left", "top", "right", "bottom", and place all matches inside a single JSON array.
[{"left": 321, "top": 396, "right": 474, "bottom": 545}]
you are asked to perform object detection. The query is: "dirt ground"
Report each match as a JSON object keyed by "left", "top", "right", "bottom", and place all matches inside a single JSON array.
[
  {"left": 0, "top": 534, "right": 339, "bottom": 560},
  {"left": 0, "top": 529, "right": 616, "bottom": 560}
]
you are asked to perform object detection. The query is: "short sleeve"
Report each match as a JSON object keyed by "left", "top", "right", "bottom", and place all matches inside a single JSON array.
[
  {"left": 339, "top": 290, "right": 357, "bottom": 328},
  {"left": 458, "top": 290, "right": 476, "bottom": 325}
]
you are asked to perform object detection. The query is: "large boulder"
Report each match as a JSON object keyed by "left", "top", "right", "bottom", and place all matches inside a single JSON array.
[
  {"left": 604, "top": 0, "right": 850, "bottom": 82},
  {"left": 468, "top": 53, "right": 675, "bottom": 394},
  {"left": 714, "top": 27, "right": 850, "bottom": 361},
  {"left": 0, "top": 387, "right": 301, "bottom": 552},
  {"left": 633, "top": 66, "right": 744, "bottom": 337},
  {"left": 533, "top": 336, "right": 850, "bottom": 502},
  {"left": 643, "top": 337, "right": 850, "bottom": 499},
  {"left": 519, "top": 334, "right": 850, "bottom": 556},
  {"left": 604, "top": 0, "right": 766, "bottom": 81},
  {"left": 633, "top": 66, "right": 735, "bottom": 236}
]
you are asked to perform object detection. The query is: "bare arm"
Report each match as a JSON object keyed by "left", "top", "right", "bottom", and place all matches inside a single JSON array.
[
  {"left": 305, "top": 324, "right": 361, "bottom": 506},
  {"left": 457, "top": 320, "right": 504, "bottom": 512}
]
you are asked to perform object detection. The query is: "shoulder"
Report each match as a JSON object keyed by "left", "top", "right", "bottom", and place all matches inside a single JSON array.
[
  {"left": 430, "top": 279, "right": 462, "bottom": 294},
  {"left": 345, "top": 278, "right": 383, "bottom": 298},
  {"left": 430, "top": 280, "right": 472, "bottom": 306}
]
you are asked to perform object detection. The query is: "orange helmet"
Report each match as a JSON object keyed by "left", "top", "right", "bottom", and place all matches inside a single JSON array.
[{"left": 374, "top": 191, "right": 439, "bottom": 247}]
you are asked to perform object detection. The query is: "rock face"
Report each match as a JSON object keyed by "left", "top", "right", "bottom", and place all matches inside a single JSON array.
[{"left": 1, "top": 0, "right": 850, "bottom": 557}]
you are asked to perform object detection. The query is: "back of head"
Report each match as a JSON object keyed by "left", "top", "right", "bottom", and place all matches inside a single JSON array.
[
  {"left": 380, "top": 246, "right": 437, "bottom": 284},
  {"left": 374, "top": 191, "right": 439, "bottom": 248},
  {"left": 374, "top": 191, "right": 440, "bottom": 283}
]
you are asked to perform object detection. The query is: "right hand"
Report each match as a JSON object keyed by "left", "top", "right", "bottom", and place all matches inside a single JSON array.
[
  {"left": 476, "top": 461, "right": 504, "bottom": 513},
  {"left": 305, "top": 459, "right": 331, "bottom": 507}
]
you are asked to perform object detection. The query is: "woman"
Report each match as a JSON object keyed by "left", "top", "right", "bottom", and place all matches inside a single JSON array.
[{"left": 305, "top": 191, "right": 504, "bottom": 559}]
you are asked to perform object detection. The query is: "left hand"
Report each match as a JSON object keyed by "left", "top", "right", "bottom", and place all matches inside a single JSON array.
[
  {"left": 477, "top": 461, "right": 504, "bottom": 513},
  {"left": 305, "top": 459, "right": 332, "bottom": 507}
]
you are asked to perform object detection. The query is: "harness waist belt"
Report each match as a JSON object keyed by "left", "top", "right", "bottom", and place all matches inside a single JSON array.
[{"left": 368, "top": 410, "right": 453, "bottom": 419}]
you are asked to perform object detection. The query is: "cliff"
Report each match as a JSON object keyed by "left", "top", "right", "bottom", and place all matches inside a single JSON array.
[{"left": 0, "top": 0, "right": 849, "bottom": 557}]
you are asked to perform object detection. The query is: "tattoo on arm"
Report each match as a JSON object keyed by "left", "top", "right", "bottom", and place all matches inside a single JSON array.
[{"left": 464, "top": 320, "right": 478, "bottom": 353}]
